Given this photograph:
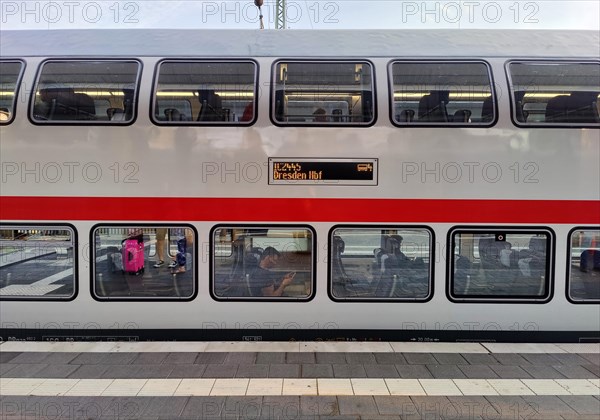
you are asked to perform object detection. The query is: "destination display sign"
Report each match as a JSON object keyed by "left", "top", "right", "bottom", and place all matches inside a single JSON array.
[{"left": 269, "top": 158, "right": 378, "bottom": 185}]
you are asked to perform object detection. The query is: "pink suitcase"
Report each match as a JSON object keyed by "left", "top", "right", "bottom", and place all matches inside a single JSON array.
[{"left": 122, "top": 239, "right": 144, "bottom": 275}]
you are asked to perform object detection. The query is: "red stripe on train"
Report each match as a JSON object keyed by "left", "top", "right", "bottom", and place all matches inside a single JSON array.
[{"left": 0, "top": 197, "right": 599, "bottom": 223}]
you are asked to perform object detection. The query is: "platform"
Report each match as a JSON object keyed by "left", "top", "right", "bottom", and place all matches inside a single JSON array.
[{"left": 1, "top": 341, "right": 598, "bottom": 419}]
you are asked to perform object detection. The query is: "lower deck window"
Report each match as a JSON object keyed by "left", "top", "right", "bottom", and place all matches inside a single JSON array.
[
  {"left": 212, "top": 226, "right": 314, "bottom": 300},
  {"left": 568, "top": 228, "right": 600, "bottom": 302},
  {"left": 0, "top": 225, "right": 76, "bottom": 300},
  {"left": 330, "top": 227, "right": 433, "bottom": 301},
  {"left": 449, "top": 228, "right": 553, "bottom": 302},
  {"left": 92, "top": 225, "right": 195, "bottom": 300}
]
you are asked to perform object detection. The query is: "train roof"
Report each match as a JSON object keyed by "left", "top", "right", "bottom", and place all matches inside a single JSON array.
[{"left": 1, "top": 29, "right": 599, "bottom": 58}]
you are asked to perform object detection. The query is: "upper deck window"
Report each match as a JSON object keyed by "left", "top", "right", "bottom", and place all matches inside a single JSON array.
[
  {"left": 0, "top": 61, "right": 25, "bottom": 124},
  {"left": 272, "top": 61, "right": 375, "bottom": 126},
  {"left": 390, "top": 61, "right": 495, "bottom": 126},
  {"left": 153, "top": 61, "right": 257, "bottom": 124},
  {"left": 31, "top": 60, "right": 141, "bottom": 124},
  {"left": 507, "top": 61, "right": 600, "bottom": 126}
]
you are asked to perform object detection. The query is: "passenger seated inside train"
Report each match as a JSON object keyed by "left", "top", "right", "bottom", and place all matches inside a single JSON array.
[
  {"left": 249, "top": 247, "right": 296, "bottom": 297},
  {"left": 418, "top": 90, "right": 449, "bottom": 122},
  {"left": 197, "top": 89, "right": 227, "bottom": 121},
  {"left": 545, "top": 91, "right": 600, "bottom": 123},
  {"left": 35, "top": 84, "right": 96, "bottom": 120}
]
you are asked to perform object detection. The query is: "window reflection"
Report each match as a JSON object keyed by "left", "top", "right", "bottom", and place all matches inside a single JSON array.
[
  {"left": 213, "top": 227, "right": 313, "bottom": 300},
  {"left": 0, "top": 226, "right": 75, "bottom": 299},
  {"left": 93, "top": 226, "right": 195, "bottom": 299}
]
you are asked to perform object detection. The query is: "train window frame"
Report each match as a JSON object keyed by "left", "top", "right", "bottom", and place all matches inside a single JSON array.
[
  {"left": 29, "top": 58, "right": 142, "bottom": 126},
  {"left": 566, "top": 226, "right": 600, "bottom": 304},
  {"left": 388, "top": 59, "right": 497, "bottom": 128},
  {"left": 270, "top": 59, "right": 377, "bottom": 127},
  {"left": 0, "top": 223, "right": 78, "bottom": 301},
  {"left": 447, "top": 226, "right": 555, "bottom": 304},
  {"left": 90, "top": 224, "right": 198, "bottom": 302},
  {"left": 151, "top": 59, "right": 259, "bottom": 126},
  {"left": 506, "top": 60, "right": 600, "bottom": 128},
  {"left": 209, "top": 224, "right": 316, "bottom": 302},
  {"left": 0, "top": 60, "right": 26, "bottom": 125},
  {"left": 328, "top": 225, "right": 435, "bottom": 303}
]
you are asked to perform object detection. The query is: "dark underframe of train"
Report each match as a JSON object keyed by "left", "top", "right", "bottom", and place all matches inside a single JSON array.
[{"left": 1, "top": 329, "right": 598, "bottom": 343}]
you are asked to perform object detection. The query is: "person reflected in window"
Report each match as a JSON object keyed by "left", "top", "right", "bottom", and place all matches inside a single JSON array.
[
  {"left": 313, "top": 107, "right": 327, "bottom": 122},
  {"left": 252, "top": 247, "right": 296, "bottom": 296},
  {"left": 153, "top": 228, "right": 177, "bottom": 269}
]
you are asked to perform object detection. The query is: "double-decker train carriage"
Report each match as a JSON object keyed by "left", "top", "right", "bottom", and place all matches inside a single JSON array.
[{"left": 0, "top": 29, "right": 598, "bottom": 342}]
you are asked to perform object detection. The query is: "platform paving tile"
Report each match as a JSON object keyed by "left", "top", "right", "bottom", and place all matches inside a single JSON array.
[
  {"left": 426, "top": 364, "right": 467, "bottom": 379},
  {"left": 269, "top": 363, "right": 301, "bottom": 378},
  {"left": 461, "top": 353, "right": 499, "bottom": 365},
  {"left": 419, "top": 379, "right": 462, "bottom": 396},
  {"left": 484, "top": 396, "right": 539, "bottom": 420},
  {"left": 315, "top": 352, "right": 348, "bottom": 364},
  {"left": 40, "top": 352, "right": 81, "bottom": 365},
  {"left": 300, "top": 395, "right": 339, "bottom": 416},
  {"left": 373, "top": 395, "right": 416, "bottom": 416},
  {"left": 100, "top": 352, "right": 138, "bottom": 365},
  {"left": 100, "top": 364, "right": 143, "bottom": 379},
  {"left": 552, "top": 353, "right": 596, "bottom": 365},
  {"left": 351, "top": 378, "right": 390, "bottom": 395},
  {"left": 364, "top": 364, "right": 400, "bottom": 378},
  {"left": 453, "top": 379, "right": 498, "bottom": 396},
  {"left": 558, "top": 395, "right": 600, "bottom": 415},
  {"left": 554, "top": 364, "right": 600, "bottom": 379},
  {"left": 223, "top": 352, "right": 257, "bottom": 365},
  {"left": 396, "top": 364, "right": 434, "bottom": 379},
  {"left": 521, "top": 353, "right": 563, "bottom": 365},
  {"left": 137, "top": 378, "right": 182, "bottom": 397},
  {"left": 302, "top": 364, "right": 334, "bottom": 378},
  {"left": 582, "top": 364, "right": 600, "bottom": 377},
  {"left": 245, "top": 378, "right": 283, "bottom": 396},
  {"left": 431, "top": 353, "right": 469, "bottom": 365},
  {"left": 491, "top": 353, "right": 530, "bottom": 365},
  {"left": 385, "top": 379, "right": 426, "bottom": 396},
  {"left": 255, "top": 351, "right": 286, "bottom": 364},
  {"left": 447, "top": 396, "right": 498, "bottom": 419},
  {"left": 131, "top": 352, "right": 169, "bottom": 365},
  {"left": 0, "top": 363, "right": 17, "bottom": 376},
  {"left": 522, "top": 379, "right": 572, "bottom": 395},
  {"left": 34, "top": 363, "right": 80, "bottom": 379},
  {"left": 2, "top": 363, "right": 48, "bottom": 378},
  {"left": 221, "top": 396, "right": 263, "bottom": 419},
  {"left": 202, "top": 364, "right": 238, "bottom": 378},
  {"left": 332, "top": 364, "right": 367, "bottom": 378},
  {"left": 235, "top": 364, "right": 269, "bottom": 378},
  {"left": 210, "top": 378, "right": 249, "bottom": 396},
  {"left": 410, "top": 396, "right": 455, "bottom": 420},
  {"left": 374, "top": 352, "right": 408, "bottom": 365},
  {"left": 194, "top": 352, "right": 228, "bottom": 364},
  {"left": 173, "top": 378, "right": 215, "bottom": 396},
  {"left": 286, "top": 352, "right": 316, "bottom": 364},
  {"left": 262, "top": 396, "right": 301, "bottom": 419},
  {"left": 522, "top": 395, "right": 580, "bottom": 417},
  {"left": 345, "top": 352, "right": 377, "bottom": 365},
  {"left": 101, "top": 379, "right": 147, "bottom": 396},
  {"left": 130, "top": 364, "right": 174, "bottom": 379},
  {"left": 5, "top": 352, "right": 52, "bottom": 364},
  {"left": 338, "top": 395, "right": 380, "bottom": 415},
  {"left": 0, "top": 352, "right": 21, "bottom": 363},
  {"left": 403, "top": 353, "right": 437, "bottom": 365},
  {"left": 140, "top": 396, "right": 189, "bottom": 418},
  {"left": 282, "top": 378, "right": 317, "bottom": 395},
  {"left": 168, "top": 364, "right": 207, "bottom": 378},
  {"left": 458, "top": 364, "right": 501, "bottom": 379},
  {"left": 555, "top": 379, "right": 600, "bottom": 395},
  {"left": 178, "top": 396, "right": 224, "bottom": 419},
  {"left": 521, "top": 364, "right": 568, "bottom": 379},
  {"left": 163, "top": 352, "right": 198, "bottom": 364},
  {"left": 317, "top": 379, "right": 354, "bottom": 396},
  {"left": 68, "top": 352, "right": 109, "bottom": 365},
  {"left": 489, "top": 365, "right": 533, "bottom": 379},
  {"left": 580, "top": 354, "right": 600, "bottom": 366}
]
